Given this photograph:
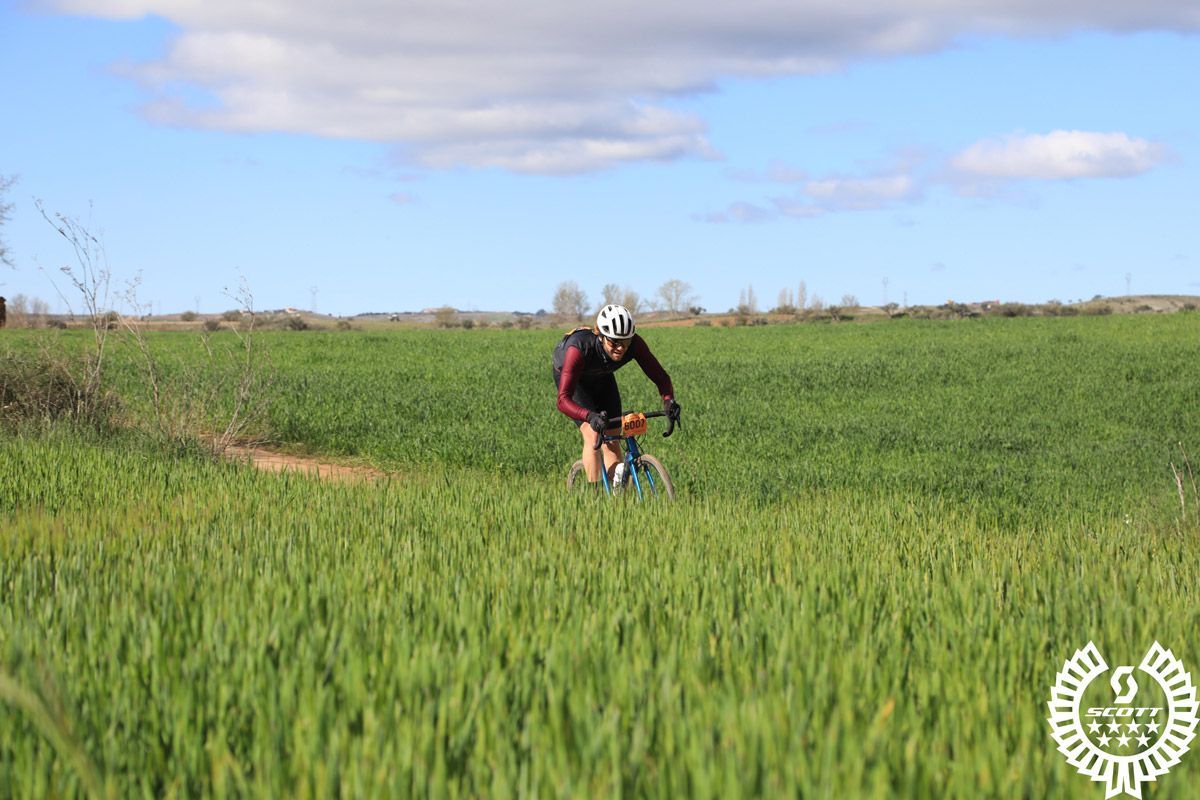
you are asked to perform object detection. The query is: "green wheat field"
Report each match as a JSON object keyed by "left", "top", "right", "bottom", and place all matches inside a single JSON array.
[{"left": 2, "top": 313, "right": 1199, "bottom": 798}]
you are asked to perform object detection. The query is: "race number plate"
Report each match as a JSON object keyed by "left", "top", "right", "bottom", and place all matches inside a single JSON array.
[{"left": 621, "top": 413, "right": 647, "bottom": 437}]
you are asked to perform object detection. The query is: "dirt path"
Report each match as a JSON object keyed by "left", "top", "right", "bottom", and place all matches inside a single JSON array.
[{"left": 224, "top": 445, "right": 387, "bottom": 482}]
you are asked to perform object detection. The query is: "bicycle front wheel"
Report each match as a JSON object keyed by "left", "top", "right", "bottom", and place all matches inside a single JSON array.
[{"left": 632, "top": 454, "right": 675, "bottom": 500}]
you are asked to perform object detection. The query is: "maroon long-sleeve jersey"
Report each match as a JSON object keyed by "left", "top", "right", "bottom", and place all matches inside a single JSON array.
[{"left": 551, "top": 329, "right": 674, "bottom": 422}]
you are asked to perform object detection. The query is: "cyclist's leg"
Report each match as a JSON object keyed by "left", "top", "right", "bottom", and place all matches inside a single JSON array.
[
  {"left": 596, "top": 376, "right": 623, "bottom": 482},
  {"left": 578, "top": 424, "right": 620, "bottom": 482},
  {"left": 571, "top": 377, "right": 621, "bottom": 482}
]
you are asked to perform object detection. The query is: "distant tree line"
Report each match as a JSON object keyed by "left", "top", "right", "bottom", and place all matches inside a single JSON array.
[{"left": 551, "top": 278, "right": 701, "bottom": 322}]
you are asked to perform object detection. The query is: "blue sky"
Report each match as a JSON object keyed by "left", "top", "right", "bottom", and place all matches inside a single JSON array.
[{"left": 1, "top": 1, "right": 1197, "bottom": 316}]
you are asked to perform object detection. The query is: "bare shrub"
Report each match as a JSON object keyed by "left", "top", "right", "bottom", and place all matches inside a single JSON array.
[
  {"left": 658, "top": 279, "right": 697, "bottom": 315},
  {"left": 940, "top": 302, "right": 974, "bottom": 319},
  {"left": 121, "top": 279, "right": 274, "bottom": 456},
  {"left": 0, "top": 173, "right": 16, "bottom": 268},
  {"left": 773, "top": 287, "right": 796, "bottom": 315},
  {"left": 552, "top": 282, "right": 588, "bottom": 322},
  {"left": 736, "top": 284, "right": 758, "bottom": 315},
  {"left": 600, "top": 284, "right": 641, "bottom": 315},
  {"left": 0, "top": 346, "right": 119, "bottom": 428},
  {"left": 995, "top": 303, "right": 1033, "bottom": 317},
  {"left": 34, "top": 200, "right": 116, "bottom": 424}
]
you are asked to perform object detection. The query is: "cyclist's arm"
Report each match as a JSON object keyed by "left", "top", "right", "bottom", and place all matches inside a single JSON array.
[
  {"left": 630, "top": 336, "right": 674, "bottom": 401},
  {"left": 556, "top": 346, "right": 591, "bottom": 422}
]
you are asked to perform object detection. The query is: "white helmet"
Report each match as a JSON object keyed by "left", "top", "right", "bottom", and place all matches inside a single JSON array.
[{"left": 596, "top": 304, "right": 635, "bottom": 339}]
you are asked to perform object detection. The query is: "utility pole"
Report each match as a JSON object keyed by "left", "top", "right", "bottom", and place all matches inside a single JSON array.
[
  {"left": 311, "top": 286, "right": 318, "bottom": 313},
  {"left": 1125, "top": 272, "right": 1131, "bottom": 297},
  {"left": 882, "top": 276, "right": 889, "bottom": 305}
]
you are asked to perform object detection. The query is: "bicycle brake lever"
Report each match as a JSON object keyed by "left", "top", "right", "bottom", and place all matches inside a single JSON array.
[{"left": 593, "top": 412, "right": 608, "bottom": 450}]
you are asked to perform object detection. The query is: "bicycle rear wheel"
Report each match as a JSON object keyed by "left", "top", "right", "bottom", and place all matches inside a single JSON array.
[
  {"left": 632, "top": 454, "right": 675, "bottom": 500},
  {"left": 565, "top": 459, "right": 592, "bottom": 493}
]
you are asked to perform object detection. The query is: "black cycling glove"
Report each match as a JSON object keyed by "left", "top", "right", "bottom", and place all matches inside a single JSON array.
[
  {"left": 663, "top": 398, "right": 681, "bottom": 421},
  {"left": 586, "top": 411, "right": 608, "bottom": 433}
]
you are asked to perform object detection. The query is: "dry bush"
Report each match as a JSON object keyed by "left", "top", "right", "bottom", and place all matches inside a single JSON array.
[
  {"left": 994, "top": 303, "right": 1033, "bottom": 317},
  {"left": 122, "top": 281, "right": 274, "bottom": 457},
  {"left": 0, "top": 346, "right": 119, "bottom": 428}
]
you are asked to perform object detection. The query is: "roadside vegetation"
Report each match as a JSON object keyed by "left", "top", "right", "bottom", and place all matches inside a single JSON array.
[{"left": 2, "top": 313, "right": 1199, "bottom": 797}]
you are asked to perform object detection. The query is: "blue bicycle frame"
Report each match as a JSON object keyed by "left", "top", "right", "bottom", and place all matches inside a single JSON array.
[
  {"left": 574, "top": 408, "right": 677, "bottom": 500},
  {"left": 598, "top": 432, "right": 661, "bottom": 499}
]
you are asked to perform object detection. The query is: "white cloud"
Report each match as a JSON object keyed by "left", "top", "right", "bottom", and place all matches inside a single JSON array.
[
  {"left": 703, "top": 127, "right": 1170, "bottom": 222},
  {"left": 695, "top": 202, "right": 773, "bottom": 224},
  {"left": 949, "top": 130, "right": 1169, "bottom": 180},
  {"left": 49, "top": 1, "right": 1200, "bottom": 173},
  {"left": 803, "top": 173, "right": 919, "bottom": 209},
  {"left": 702, "top": 162, "right": 923, "bottom": 222}
]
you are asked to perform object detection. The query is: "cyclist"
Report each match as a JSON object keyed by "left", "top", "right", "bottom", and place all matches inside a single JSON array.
[{"left": 552, "top": 304, "right": 680, "bottom": 485}]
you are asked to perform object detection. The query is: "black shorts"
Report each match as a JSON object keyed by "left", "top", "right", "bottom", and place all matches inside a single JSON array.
[{"left": 553, "top": 370, "right": 622, "bottom": 427}]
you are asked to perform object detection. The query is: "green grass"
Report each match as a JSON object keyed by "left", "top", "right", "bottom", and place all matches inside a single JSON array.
[
  {"left": 224, "top": 314, "right": 1196, "bottom": 526},
  {"left": 2, "top": 313, "right": 1199, "bottom": 798}
]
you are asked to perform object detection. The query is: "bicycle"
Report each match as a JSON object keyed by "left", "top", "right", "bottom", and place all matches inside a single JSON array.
[{"left": 565, "top": 409, "right": 678, "bottom": 500}]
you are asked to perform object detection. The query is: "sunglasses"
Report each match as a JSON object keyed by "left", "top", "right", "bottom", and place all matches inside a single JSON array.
[{"left": 604, "top": 337, "right": 630, "bottom": 349}]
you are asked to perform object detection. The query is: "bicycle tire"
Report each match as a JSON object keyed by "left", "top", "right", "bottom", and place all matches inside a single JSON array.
[
  {"left": 564, "top": 459, "right": 630, "bottom": 496},
  {"left": 565, "top": 459, "right": 590, "bottom": 492},
  {"left": 633, "top": 454, "right": 675, "bottom": 500}
]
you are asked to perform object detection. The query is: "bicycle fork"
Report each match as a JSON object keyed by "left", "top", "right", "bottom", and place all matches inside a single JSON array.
[{"left": 600, "top": 437, "right": 659, "bottom": 499}]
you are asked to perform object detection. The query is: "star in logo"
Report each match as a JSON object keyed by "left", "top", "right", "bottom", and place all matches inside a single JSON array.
[
  {"left": 1137, "top": 735, "right": 1151, "bottom": 748},
  {"left": 1098, "top": 734, "right": 1112, "bottom": 747},
  {"left": 1088, "top": 721, "right": 1102, "bottom": 734},
  {"left": 1126, "top": 721, "right": 1142, "bottom": 734},
  {"left": 1146, "top": 720, "right": 1162, "bottom": 734},
  {"left": 1117, "top": 734, "right": 1131, "bottom": 748},
  {"left": 1106, "top": 721, "right": 1122, "bottom": 733}
]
